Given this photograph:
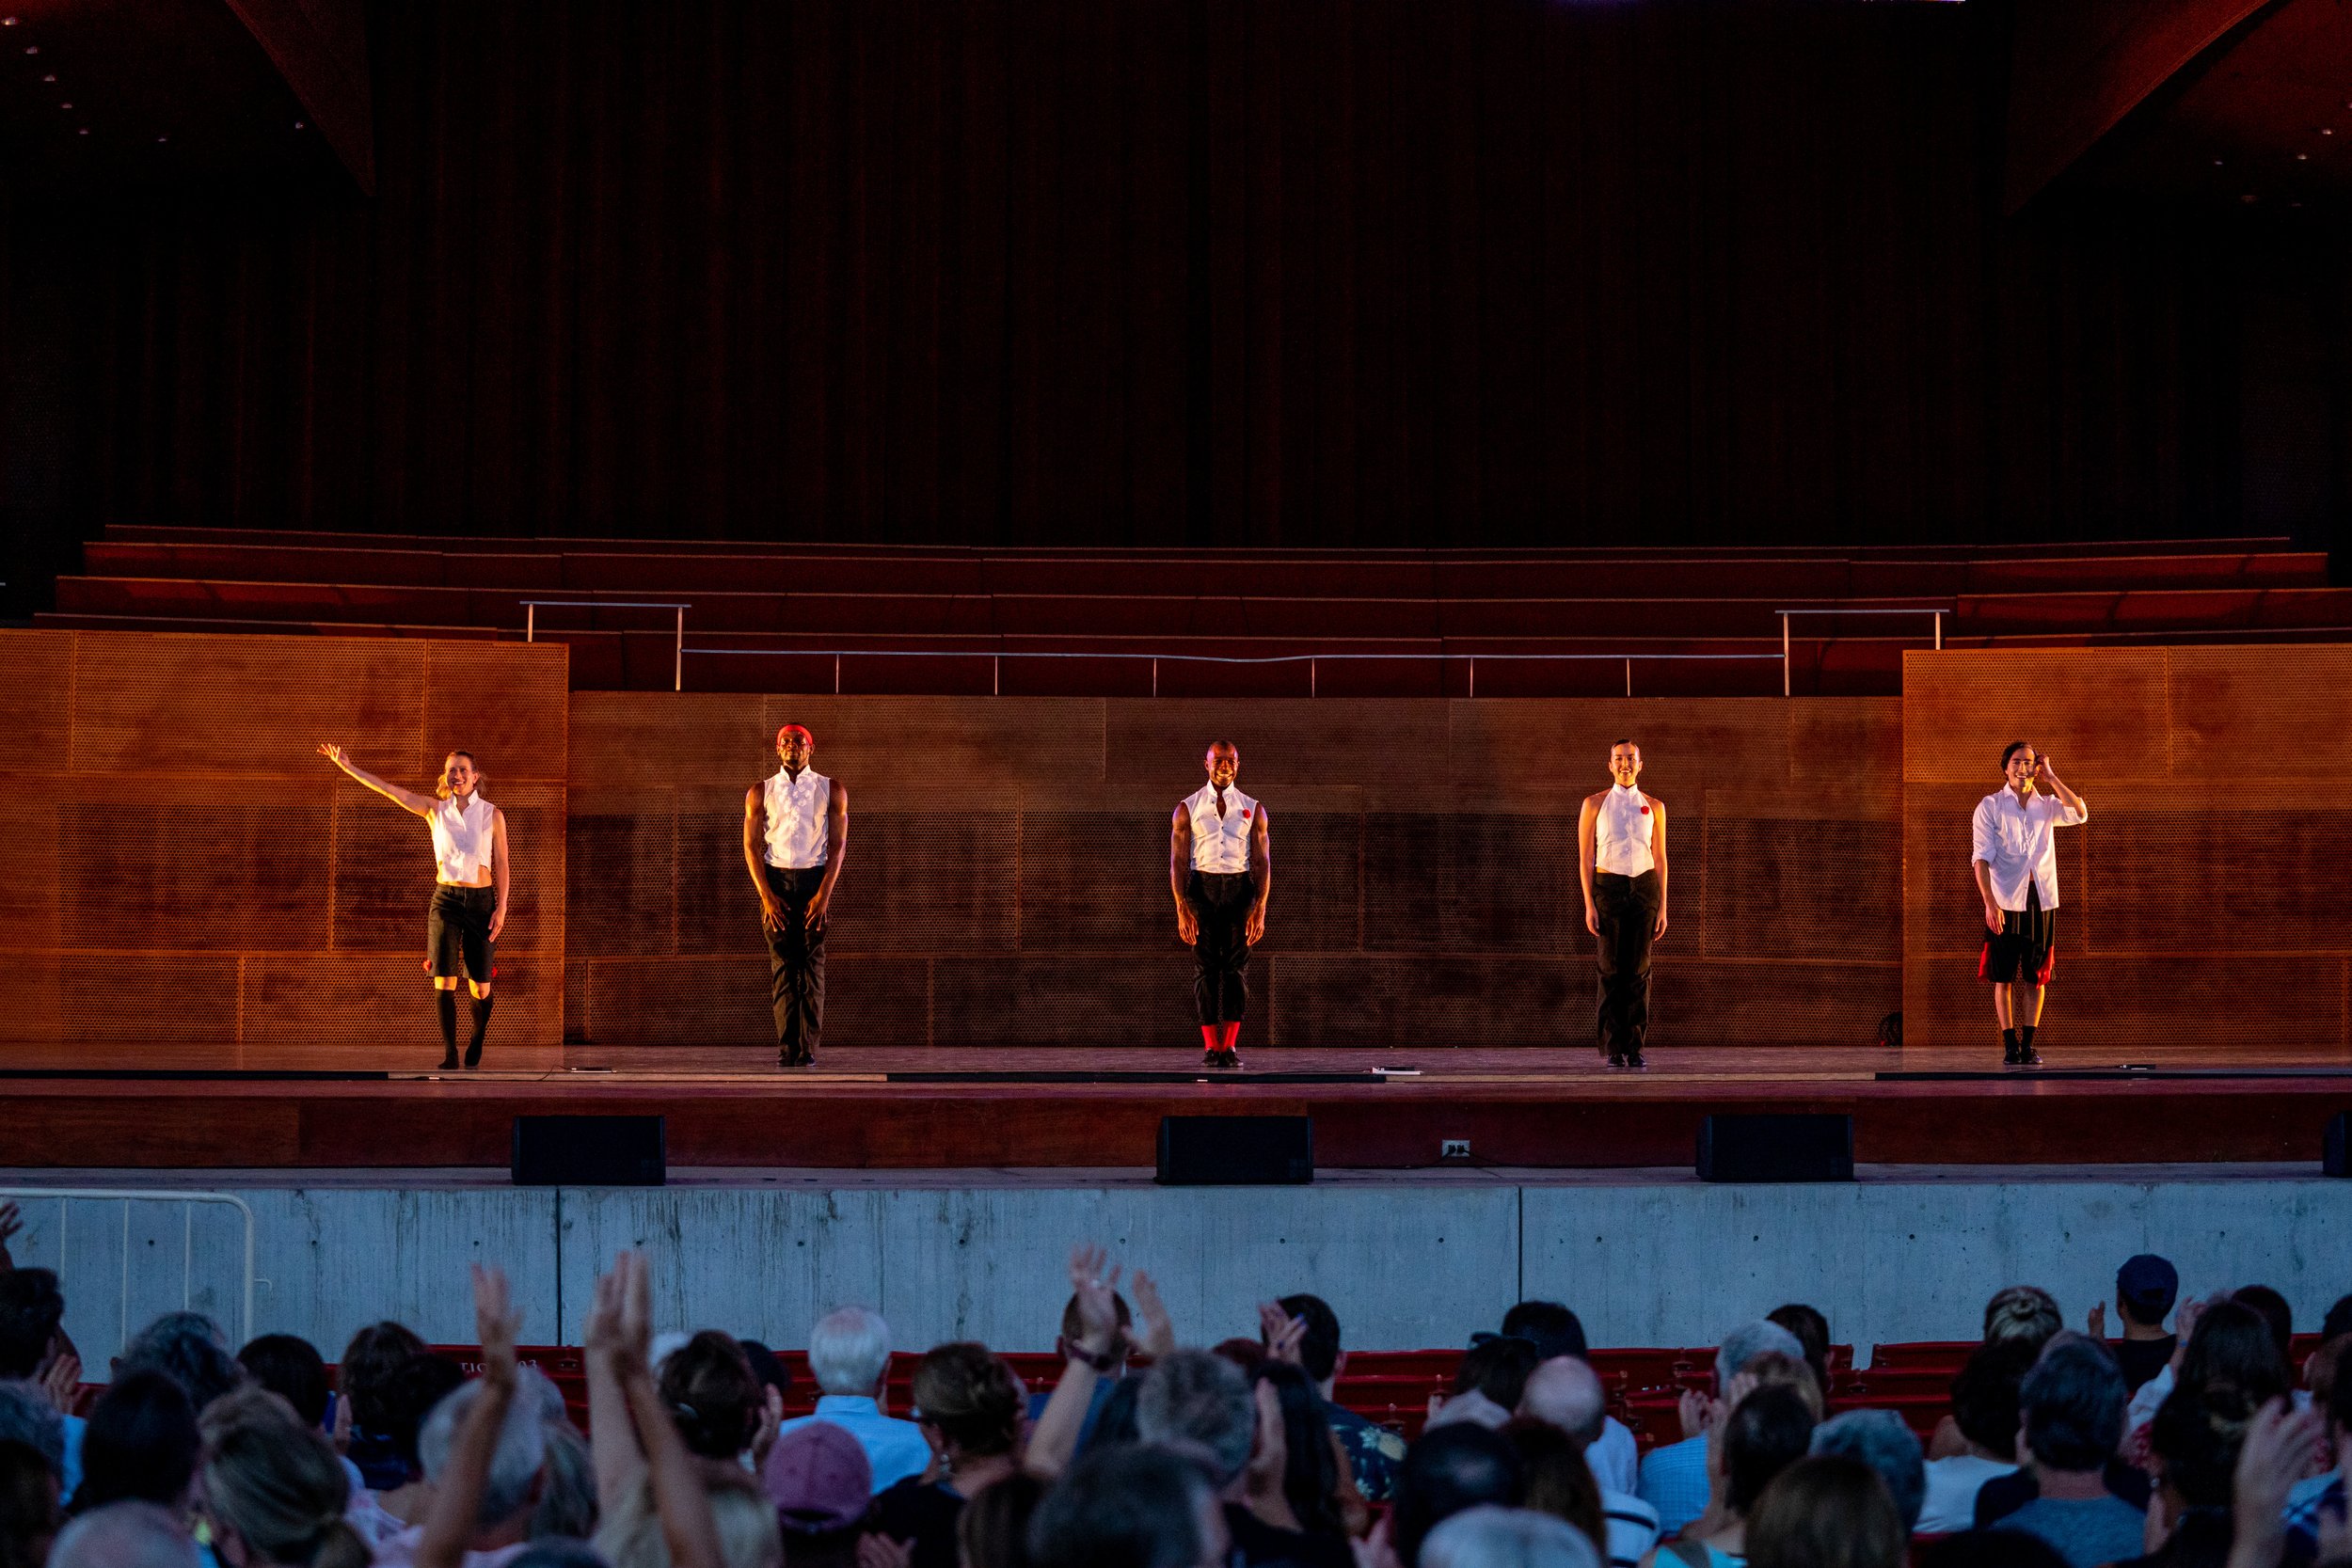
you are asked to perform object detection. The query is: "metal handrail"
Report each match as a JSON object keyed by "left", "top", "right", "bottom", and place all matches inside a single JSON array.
[
  {"left": 683, "top": 644, "right": 1782, "bottom": 698},
  {"left": 521, "top": 600, "right": 691, "bottom": 691},
  {"left": 1776, "top": 607, "right": 1950, "bottom": 695},
  {"left": 0, "top": 1188, "right": 258, "bottom": 1354}
]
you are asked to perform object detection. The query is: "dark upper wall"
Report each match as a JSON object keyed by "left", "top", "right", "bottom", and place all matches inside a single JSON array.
[{"left": 2, "top": 0, "right": 2344, "bottom": 593}]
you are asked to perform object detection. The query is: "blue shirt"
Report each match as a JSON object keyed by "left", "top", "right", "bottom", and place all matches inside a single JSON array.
[
  {"left": 59, "top": 1415, "right": 83, "bottom": 1506},
  {"left": 1638, "top": 1434, "right": 1711, "bottom": 1537},
  {"left": 776, "top": 1395, "right": 932, "bottom": 1495}
]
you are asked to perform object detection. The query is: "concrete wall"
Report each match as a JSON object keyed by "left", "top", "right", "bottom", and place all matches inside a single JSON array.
[{"left": 3, "top": 1169, "right": 2344, "bottom": 1368}]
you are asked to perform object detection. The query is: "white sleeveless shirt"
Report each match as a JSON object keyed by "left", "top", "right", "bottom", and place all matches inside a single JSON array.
[
  {"left": 429, "top": 794, "right": 497, "bottom": 883},
  {"left": 1184, "top": 784, "right": 1259, "bottom": 874},
  {"left": 763, "top": 768, "right": 832, "bottom": 869},
  {"left": 1593, "top": 784, "right": 1657, "bottom": 877}
]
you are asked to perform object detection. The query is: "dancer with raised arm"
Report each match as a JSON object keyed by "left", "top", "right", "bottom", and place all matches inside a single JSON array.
[
  {"left": 1579, "top": 739, "right": 1668, "bottom": 1069},
  {"left": 744, "top": 723, "right": 849, "bottom": 1069},
  {"left": 317, "top": 744, "right": 509, "bottom": 1070},
  {"left": 1973, "top": 741, "right": 2089, "bottom": 1068},
  {"left": 1171, "top": 740, "right": 1270, "bottom": 1070}
]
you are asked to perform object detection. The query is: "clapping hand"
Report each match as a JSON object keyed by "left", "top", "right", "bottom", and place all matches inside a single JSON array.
[
  {"left": 1067, "top": 1243, "right": 1124, "bottom": 1360},
  {"left": 584, "top": 1249, "right": 652, "bottom": 1375},
  {"left": 2232, "top": 1396, "right": 2324, "bottom": 1566},
  {"left": 1130, "top": 1270, "right": 1176, "bottom": 1360},
  {"left": 472, "top": 1264, "right": 521, "bottom": 1389},
  {"left": 1259, "top": 1301, "right": 1307, "bottom": 1366}
]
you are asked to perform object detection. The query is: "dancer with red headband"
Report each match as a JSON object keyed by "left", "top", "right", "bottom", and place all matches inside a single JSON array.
[
  {"left": 744, "top": 723, "right": 849, "bottom": 1068},
  {"left": 1172, "top": 740, "right": 1271, "bottom": 1069},
  {"left": 317, "top": 743, "right": 510, "bottom": 1070}
]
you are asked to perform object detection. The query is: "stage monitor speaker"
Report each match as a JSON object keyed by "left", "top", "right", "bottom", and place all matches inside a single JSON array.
[
  {"left": 1156, "top": 1116, "right": 1313, "bottom": 1186},
  {"left": 2327, "top": 1114, "right": 2352, "bottom": 1177},
  {"left": 1697, "top": 1114, "right": 1853, "bottom": 1183},
  {"left": 512, "top": 1116, "right": 666, "bottom": 1186}
]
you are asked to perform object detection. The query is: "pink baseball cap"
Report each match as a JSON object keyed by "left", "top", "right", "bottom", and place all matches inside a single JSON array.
[{"left": 761, "top": 1420, "right": 872, "bottom": 1532}]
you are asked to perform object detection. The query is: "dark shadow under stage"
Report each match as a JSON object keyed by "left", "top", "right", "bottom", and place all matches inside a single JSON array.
[{"left": 6, "top": 1042, "right": 2351, "bottom": 1171}]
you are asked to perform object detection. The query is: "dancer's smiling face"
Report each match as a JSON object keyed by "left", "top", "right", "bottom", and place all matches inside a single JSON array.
[
  {"left": 1203, "top": 743, "right": 1239, "bottom": 789},
  {"left": 776, "top": 725, "right": 814, "bottom": 773},
  {"left": 1609, "top": 743, "right": 1642, "bottom": 787},
  {"left": 441, "top": 752, "right": 480, "bottom": 800}
]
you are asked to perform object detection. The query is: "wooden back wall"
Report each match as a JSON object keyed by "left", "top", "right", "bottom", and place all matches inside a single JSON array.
[
  {"left": 567, "top": 694, "right": 1901, "bottom": 1048},
  {"left": 1903, "top": 645, "right": 2352, "bottom": 1049},
  {"left": 0, "top": 630, "right": 569, "bottom": 1048}
]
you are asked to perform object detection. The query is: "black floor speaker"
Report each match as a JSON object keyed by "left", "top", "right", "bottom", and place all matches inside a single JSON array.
[
  {"left": 512, "top": 1115, "right": 667, "bottom": 1186},
  {"left": 1697, "top": 1113, "right": 1854, "bottom": 1183},
  {"left": 2327, "top": 1113, "right": 2351, "bottom": 1177},
  {"left": 1156, "top": 1115, "right": 1313, "bottom": 1185}
]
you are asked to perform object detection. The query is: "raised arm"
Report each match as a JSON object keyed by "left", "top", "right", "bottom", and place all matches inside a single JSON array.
[
  {"left": 745, "top": 786, "right": 786, "bottom": 935},
  {"left": 414, "top": 1265, "right": 521, "bottom": 1568},
  {"left": 489, "top": 808, "right": 511, "bottom": 942},
  {"left": 1245, "top": 808, "right": 1271, "bottom": 945},
  {"left": 1577, "top": 797, "right": 1600, "bottom": 937},
  {"left": 319, "top": 743, "right": 434, "bottom": 817},
  {"left": 2036, "top": 756, "right": 2088, "bottom": 821},
  {"left": 808, "top": 781, "right": 848, "bottom": 931},
  {"left": 1026, "top": 1243, "right": 1124, "bottom": 1481},
  {"left": 1170, "top": 806, "right": 1198, "bottom": 946},
  {"left": 1648, "top": 799, "right": 1669, "bottom": 941}
]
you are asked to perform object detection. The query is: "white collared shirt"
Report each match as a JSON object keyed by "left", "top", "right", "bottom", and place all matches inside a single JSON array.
[
  {"left": 1184, "top": 783, "right": 1259, "bottom": 874},
  {"left": 1593, "top": 784, "right": 1656, "bottom": 877},
  {"left": 1970, "top": 785, "right": 2088, "bottom": 911},
  {"left": 763, "top": 768, "right": 833, "bottom": 869},
  {"left": 428, "top": 794, "right": 497, "bottom": 883}
]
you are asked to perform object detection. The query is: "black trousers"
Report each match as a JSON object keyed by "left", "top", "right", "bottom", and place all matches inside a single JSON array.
[
  {"left": 1593, "top": 870, "right": 1661, "bottom": 1053},
  {"left": 763, "top": 863, "right": 827, "bottom": 1056},
  {"left": 1186, "top": 871, "right": 1257, "bottom": 1025}
]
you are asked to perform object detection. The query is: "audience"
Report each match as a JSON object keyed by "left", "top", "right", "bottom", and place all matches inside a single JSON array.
[
  {"left": 1915, "top": 1341, "right": 2025, "bottom": 1533},
  {"left": 1515, "top": 1357, "right": 1658, "bottom": 1568},
  {"left": 1502, "top": 1418, "right": 1606, "bottom": 1557},
  {"left": 868, "top": 1344, "right": 1026, "bottom": 1568},
  {"left": 1744, "top": 1454, "right": 1904, "bottom": 1568},
  {"left": 1808, "top": 1411, "right": 1922, "bottom": 1533},
  {"left": 1422, "top": 1505, "right": 1600, "bottom": 1568},
  {"left": 1636, "top": 1322, "right": 1806, "bottom": 1535},
  {"left": 1643, "top": 1381, "right": 1817, "bottom": 1568},
  {"left": 1988, "top": 1334, "right": 2144, "bottom": 1568},
  {"left": 1281, "top": 1293, "right": 1407, "bottom": 1504},
  {"left": 774, "top": 1309, "right": 927, "bottom": 1495},
  {"left": 18, "top": 1196, "right": 2352, "bottom": 1568},
  {"left": 45, "top": 1499, "right": 199, "bottom": 1568},
  {"left": 1499, "top": 1304, "right": 1642, "bottom": 1497},
  {"left": 0, "top": 1440, "right": 57, "bottom": 1568},
  {"left": 1391, "top": 1424, "right": 1527, "bottom": 1568},
  {"left": 62, "top": 1370, "right": 197, "bottom": 1518},
  {"left": 2105, "top": 1257, "right": 2182, "bottom": 1394},
  {"left": 338, "top": 1324, "right": 432, "bottom": 1492}
]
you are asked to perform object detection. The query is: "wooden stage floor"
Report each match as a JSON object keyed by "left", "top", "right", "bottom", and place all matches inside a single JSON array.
[{"left": 6, "top": 1041, "right": 2350, "bottom": 1170}]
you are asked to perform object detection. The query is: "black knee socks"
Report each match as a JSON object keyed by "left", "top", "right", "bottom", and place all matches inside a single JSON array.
[
  {"left": 466, "top": 993, "right": 494, "bottom": 1065},
  {"left": 2018, "top": 1024, "right": 2036, "bottom": 1051},
  {"left": 436, "top": 990, "right": 459, "bottom": 1063}
]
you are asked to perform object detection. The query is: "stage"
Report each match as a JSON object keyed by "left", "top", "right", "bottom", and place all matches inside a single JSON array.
[{"left": 7, "top": 1040, "right": 2348, "bottom": 1171}]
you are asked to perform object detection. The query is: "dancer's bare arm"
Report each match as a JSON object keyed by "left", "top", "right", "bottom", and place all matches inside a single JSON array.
[
  {"left": 318, "top": 743, "right": 433, "bottom": 817},
  {"left": 489, "top": 809, "right": 511, "bottom": 942},
  {"left": 1170, "top": 807, "right": 1198, "bottom": 945},
  {"left": 745, "top": 787, "right": 787, "bottom": 934}
]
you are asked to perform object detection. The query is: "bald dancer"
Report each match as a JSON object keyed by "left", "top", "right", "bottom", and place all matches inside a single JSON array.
[
  {"left": 1172, "top": 741, "right": 1271, "bottom": 1069},
  {"left": 744, "top": 723, "right": 849, "bottom": 1068}
]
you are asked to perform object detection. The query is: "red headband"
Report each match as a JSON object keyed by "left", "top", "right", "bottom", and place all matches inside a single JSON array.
[{"left": 777, "top": 725, "right": 813, "bottom": 746}]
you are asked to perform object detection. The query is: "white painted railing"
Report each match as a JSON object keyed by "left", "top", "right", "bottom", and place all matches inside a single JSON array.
[{"left": 0, "top": 1188, "right": 257, "bottom": 1353}]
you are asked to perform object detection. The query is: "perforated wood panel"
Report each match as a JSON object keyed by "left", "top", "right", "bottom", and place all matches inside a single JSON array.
[
  {"left": 1903, "top": 645, "right": 2352, "bottom": 1050},
  {"left": 0, "top": 630, "right": 569, "bottom": 1050},
  {"left": 569, "top": 694, "right": 1901, "bottom": 1048}
]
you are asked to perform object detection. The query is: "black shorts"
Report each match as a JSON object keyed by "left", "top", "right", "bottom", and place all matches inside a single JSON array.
[
  {"left": 1979, "top": 893, "right": 2056, "bottom": 986},
  {"left": 426, "top": 884, "right": 498, "bottom": 983}
]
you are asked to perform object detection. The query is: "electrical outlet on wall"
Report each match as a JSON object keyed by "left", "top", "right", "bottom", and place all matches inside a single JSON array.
[{"left": 1440, "top": 1139, "right": 1470, "bottom": 1160}]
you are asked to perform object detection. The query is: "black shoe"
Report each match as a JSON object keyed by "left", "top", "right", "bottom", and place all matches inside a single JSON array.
[
  {"left": 2016, "top": 1045, "right": 2042, "bottom": 1068},
  {"left": 437, "top": 1049, "right": 460, "bottom": 1071},
  {"left": 463, "top": 1044, "right": 483, "bottom": 1069},
  {"left": 2002, "top": 1041, "right": 2021, "bottom": 1065},
  {"left": 1624, "top": 1048, "right": 1647, "bottom": 1070},
  {"left": 1606, "top": 1051, "right": 1627, "bottom": 1069},
  {"left": 1202, "top": 1049, "right": 1220, "bottom": 1069}
]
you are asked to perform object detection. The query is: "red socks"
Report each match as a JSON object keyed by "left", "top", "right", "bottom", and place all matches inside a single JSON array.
[
  {"left": 1200, "top": 1024, "right": 1220, "bottom": 1052},
  {"left": 1219, "top": 1022, "right": 1241, "bottom": 1053}
]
